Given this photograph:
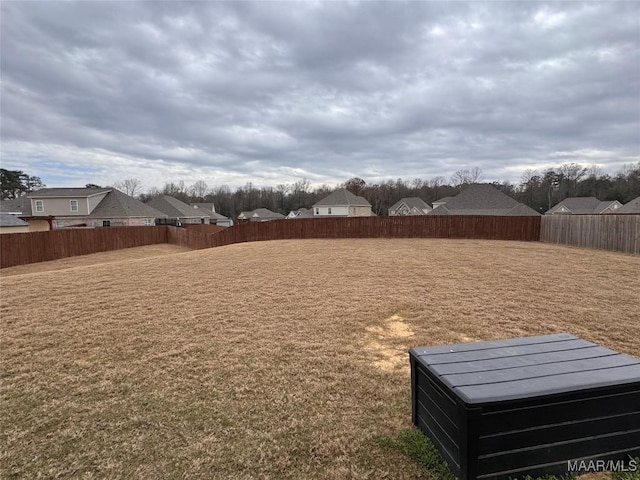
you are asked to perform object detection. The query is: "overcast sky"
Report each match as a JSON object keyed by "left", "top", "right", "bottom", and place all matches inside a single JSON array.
[{"left": 1, "top": 1, "right": 639, "bottom": 191}]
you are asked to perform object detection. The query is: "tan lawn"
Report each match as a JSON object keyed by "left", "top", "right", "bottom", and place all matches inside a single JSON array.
[{"left": 1, "top": 239, "right": 638, "bottom": 479}]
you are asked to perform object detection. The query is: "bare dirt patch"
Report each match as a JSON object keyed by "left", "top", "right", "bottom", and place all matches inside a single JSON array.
[
  {"left": 1, "top": 239, "right": 638, "bottom": 479},
  {"left": 365, "top": 314, "right": 415, "bottom": 373}
]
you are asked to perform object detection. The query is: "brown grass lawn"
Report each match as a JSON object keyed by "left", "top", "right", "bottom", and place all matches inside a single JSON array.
[{"left": 1, "top": 239, "right": 639, "bottom": 479}]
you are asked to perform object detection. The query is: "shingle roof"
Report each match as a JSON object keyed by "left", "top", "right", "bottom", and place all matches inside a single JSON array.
[
  {"left": 28, "top": 188, "right": 112, "bottom": 198},
  {"left": 432, "top": 196, "right": 454, "bottom": 205},
  {"left": 191, "top": 204, "right": 229, "bottom": 220},
  {"left": 238, "top": 208, "right": 285, "bottom": 219},
  {"left": 546, "top": 197, "right": 621, "bottom": 214},
  {"left": 146, "top": 196, "right": 210, "bottom": 219},
  {"left": 429, "top": 184, "right": 541, "bottom": 216},
  {"left": 192, "top": 202, "right": 216, "bottom": 213},
  {"left": 0, "top": 213, "right": 29, "bottom": 227},
  {"left": 313, "top": 188, "right": 371, "bottom": 207},
  {"left": 618, "top": 196, "right": 640, "bottom": 214},
  {"left": 389, "top": 197, "right": 431, "bottom": 212},
  {"left": 0, "top": 196, "right": 32, "bottom": 216},
  {"left": 90, "top": 189, "right": 167, "bottom": 218},
  {"left": 287, "top": 208, "right": 313, "bottom": 219}
]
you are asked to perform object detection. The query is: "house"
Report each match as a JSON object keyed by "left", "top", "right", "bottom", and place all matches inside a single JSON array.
[
  {"left": 389, "top": 197, "right": 432, "bottom": 216},
  {"left": 312, "top": 188, "right": 372, "bottom": 217},
  {"left": 618, "top": 196, "right": 640, "bottom": 214},
  {"left": 146, "top": 196, "right": 210, "bottom": 224},
  {"left": 286, "top": 208, "right": 313, "bottom": 219},
  {"left": 237, "top": 208, "right": 285, "bottom": 222},
  {"left": 431, "top": 196, "right": 454, "bottom": 210},
  {"left": 192, "top": 202, "right": 217, "bottom": 213},
  {"left": 545, "top": 197, "right": 623, "bottom": 215},
  {"left": 0, "top": 195, "right": 50, "bottom": 231},
  {"left": 429, "top": 184, "right": 541, "bottom": 216},
  {"left": 191, "top": 204, "right": 233, "bottom": 227},
  {"left": 27, "top": 188, "right": 166, "bottom": 228},
  {"left": 0, "top": 213, "right": 30, "bottom": 234}
]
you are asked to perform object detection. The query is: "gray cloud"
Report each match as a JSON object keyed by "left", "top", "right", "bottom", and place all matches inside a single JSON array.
[{"left": 1, "top": 1, "right": 638, "bottom": 189}]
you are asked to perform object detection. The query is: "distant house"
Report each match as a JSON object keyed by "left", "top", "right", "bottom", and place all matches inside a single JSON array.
[
  {"left": 0, "top": 213, "right": 29, "bottom": 234},
  {"left": 313, "top": 188, "right": 372, "bottom": 217},
  {"left": 431, "top": 196, "right": 454, "bottom": 210},
  {"left": 237, "top": 208, "right": 285, "bottom": 222},
  {"left": 27, "top": 188, "right": 166, "bottom": 228},
  {"left": 545, "top": 197, "right": 623, "bottom": 215},
  {"left": 618, "top": 196, "right": 640, "bottom": 214},
  {"left": 286, "top": 208, "right": 313, "bottom": 219},
  {"left": 430, "top": 184, "right": 541, "bottom": 216},
  {"left": 146, "top": 196, "right": 210, "bottom": 225},
  {"left": 192, "top": 202, "right": 217, "bottom": 213},
  {"left": 191, "top": 204, "right": 233, "bottom": 227},
  {"left": 0, "top": 195, "right": 50, "bottom": 231},
  {"left": 389, "top": 197, "right": 432, "bottom": 216}
]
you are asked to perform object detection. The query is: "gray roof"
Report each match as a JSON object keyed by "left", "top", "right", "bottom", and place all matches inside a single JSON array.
[
  {"left": 546, "top": 197, "right": 621, "bottom": 215},
  {"left": 389, "top": 197, "right": 431, "bottom": 212},
  {"left": 0, "top": 213, "right": 29, "bottom": 227},
  {"left": 432, "top": 196, "right": 454, "bottom": 205},
  {"left": 90, "top": 189, "right": 167, "bottom": 218},
  {"left": 618, "top": 196, "right": 640, "bottom": 213},
  {"left": 28, "top": 188, "right": 111, "bottom": 198},
  {"left": 0, "top": 196, "right": 32, "bottom": 216},
  {"left": 429, "top": 184, "right": 541, "bottom": 216},
  {"left": 191, "top": 204, "right": 229, "bottom": 220},
  {"left": 313, "top": 188, "right": 371, "bottom": 207},
  {"left": 146, "top": 196, "right": 210, "bottom": 219},
  {"left": 238, "top": 208, "right": 285, "bottom": 219},
  {"left": 287, "top": 208, "right": 313, "bottom": 218},
  {"left": 192, "top": 203, "right": 216, "bottom": 213}
]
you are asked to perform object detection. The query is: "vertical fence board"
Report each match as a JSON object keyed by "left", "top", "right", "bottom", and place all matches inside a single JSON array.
[
  {"left": 0, "top": 226, "right": 169, "bottom": 268},
  {"left": 540, "top": 215, "right": 639, "bottom": 255}
]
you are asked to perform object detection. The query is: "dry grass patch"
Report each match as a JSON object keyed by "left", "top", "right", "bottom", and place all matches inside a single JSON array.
[{"left": 1, "top": 239, "right": 638, "bottom": 479}]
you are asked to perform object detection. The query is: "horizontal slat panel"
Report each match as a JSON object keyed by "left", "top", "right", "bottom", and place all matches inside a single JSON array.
[
  {"left": 446, "top": 354, "right": 638, "bottom": 387},
  {"left": 477, "top": 430, "right": 640, "bottom": 475},
  {"left": 458, "top": 365, "right": 640, "bottom": 404},
  {"left": 415, "top": 385, "right": 460, "bottom": 446},
  {"left": 433, "top": 346, "right": 617, "bottom": 375},
  {"left": 416, "top": 398, "right": 460, "bottom": 460},
  {"left": 479, "top": 411, "right": 640, "bottom": 455},
  {"left": 480, "top": 389, "right": 640, "bottom": 435},
  {"left": 410, "top": 333, "right": 576, "bottom": 357},
  {"left": 415, "top": 366, "right": 461, "bottom": 425},
  {"left": 415, "top": 412, "right": 461, "bottom": 476},
  {"left": 423, "top": 339, "right": 594, "bottom": 366},
  {"left": 478, "top": 447, "right": 640, "bottom": 480}
]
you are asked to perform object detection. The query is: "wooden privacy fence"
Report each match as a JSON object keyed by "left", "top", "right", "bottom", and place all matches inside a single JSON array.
[
  {"left": 0, "top": 226, "right": 169, "bottom": 268},
  {"left": 164, "top": 216, "right": 541, "bottom": 250},
  {"left": 541, "top": 214, "right": 640, "bottom": 255}
]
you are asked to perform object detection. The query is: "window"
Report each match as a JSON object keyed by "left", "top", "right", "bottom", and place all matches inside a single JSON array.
[
  {"left": 70, "top": 200, "right": 79, "bottom": 212},
  {"left": 103, "top": 220, "right": 111, "bottom": 227},
  {"left": 35, "top": 200, "right": 44, "bottom": 213},
  {"left": 144, "top": 218, "right": 153, "bottom": 226},
  {"left": 328, "top": 207, "right": 332, "bottom": 214},
  {"left": 54, "top": 220, "right": 63, "bottom": 228}
]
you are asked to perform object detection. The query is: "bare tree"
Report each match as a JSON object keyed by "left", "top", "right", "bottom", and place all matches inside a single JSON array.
[
  {"left": 189, "top": 180, "right": 209, "bottom": 200},
  {"left": 451, "top": 167, "right": 484, "bottom": 187},
  {"left": 344, "top": 177, "right": 366, "bottom": 195},
  {"left": 112, "top": 178, "right": 142, "bottom": 197}
]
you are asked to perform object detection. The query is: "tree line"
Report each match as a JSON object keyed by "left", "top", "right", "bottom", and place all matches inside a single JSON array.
[
  {"left": 2, "top": 163, "right": 638, "bottom": 218},
  {"left": 139, "top": 163, "right": 640, "bottom": 217}
]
